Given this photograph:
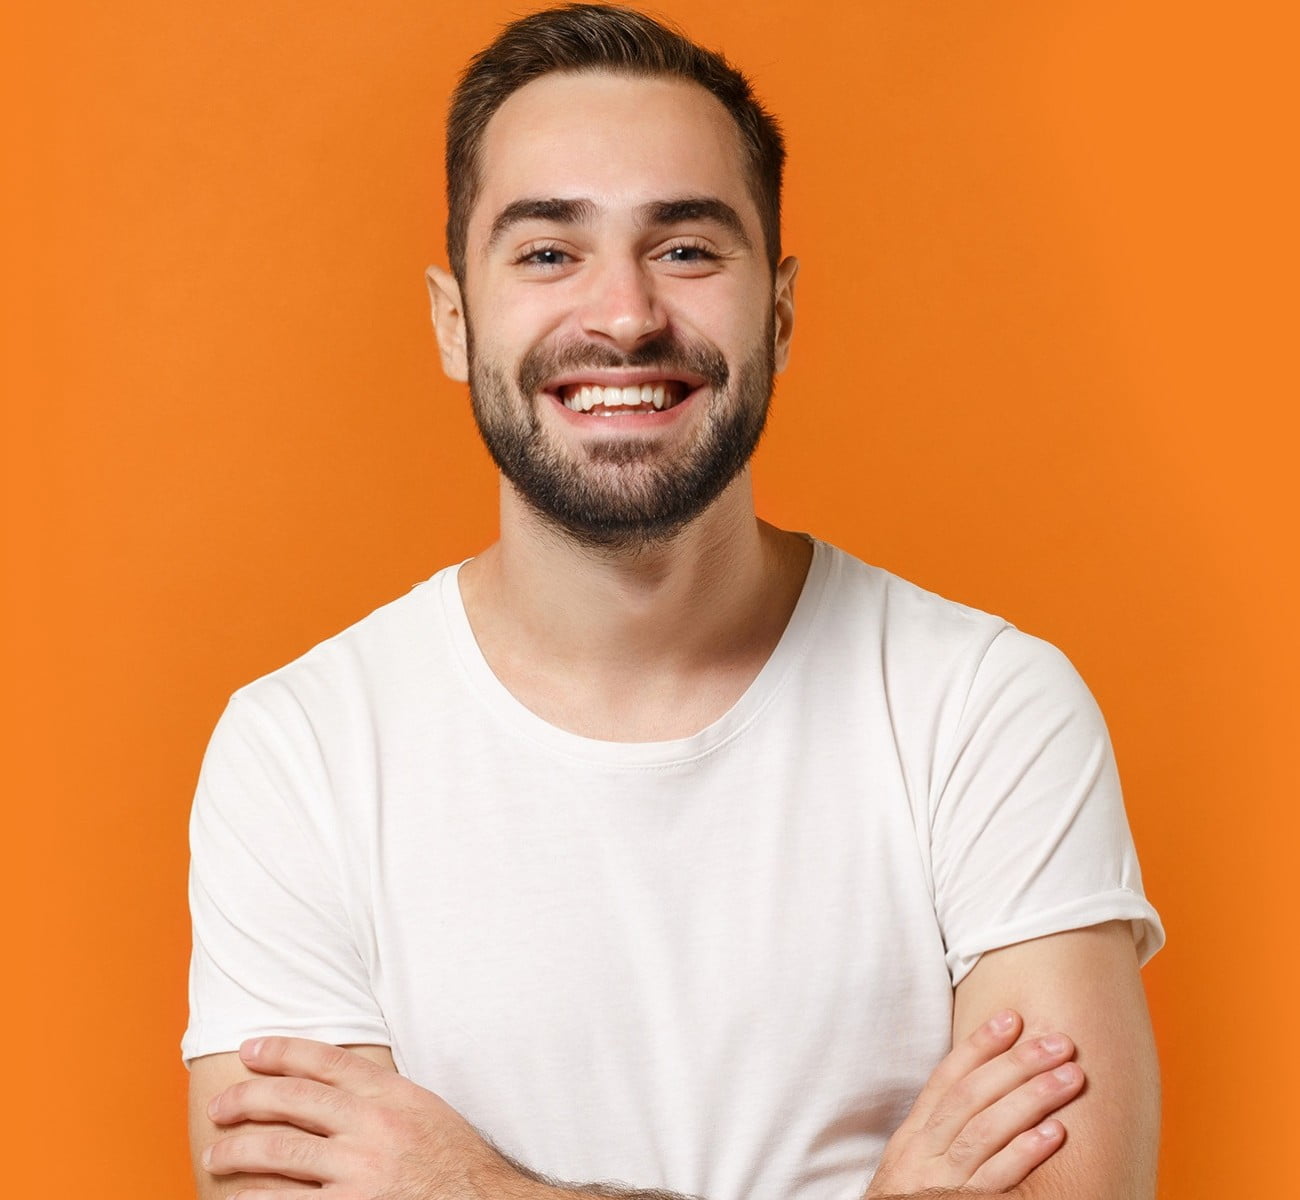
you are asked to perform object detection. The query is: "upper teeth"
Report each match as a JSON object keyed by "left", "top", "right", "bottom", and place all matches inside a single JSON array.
[{"left": 562, "top": 383, "right": 676, "bottom": 412}]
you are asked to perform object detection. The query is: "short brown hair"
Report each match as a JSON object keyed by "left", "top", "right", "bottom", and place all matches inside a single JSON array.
[{"left": 445, "top": 3, "right": 786, "bottom": 281}]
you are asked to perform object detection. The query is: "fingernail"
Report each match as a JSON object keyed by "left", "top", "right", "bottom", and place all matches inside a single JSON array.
[
  {"left": 989, "top": 1010, "right": 1016, "bottom": 1033},
  {"left": 207, "top": 1095, "right": 220, "bottom": 1118},
  {"left": 1053, "top": 1063, "right": 1081, "bottom": 1084},
  {"left": 1036, "top": 1120, "right": 1063, "bottom": 1140},
  {"left": 201, "top": 1146, "right": 212, "bottom": 1169},
  {"left": 1041, "top": 1033, "right": 1068, "bottom": 1054},
  {"left": 244, "top": 1037, "right": 263, "bottom": 1058}
]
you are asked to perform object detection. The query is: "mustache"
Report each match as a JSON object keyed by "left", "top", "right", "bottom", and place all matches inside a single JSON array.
[{"left": 517, "top": 333, "right": 730, "bottom": 399}]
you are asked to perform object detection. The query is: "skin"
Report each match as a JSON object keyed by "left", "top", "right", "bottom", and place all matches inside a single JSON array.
[
  {"left": 871, "top": 922, "right": 1159, "bottom": 1198},
  {"left": 428, "top": 71, "right": 807, "bottom": 744},
  {"left": 191, "top": 1010, "right": 1085, "bottom": 1198},
  {"left": 189, "top": 70, "right": 1159, "bottom": 1198}
]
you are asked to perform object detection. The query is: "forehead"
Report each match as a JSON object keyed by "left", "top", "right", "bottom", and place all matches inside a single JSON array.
[{"left": 471, "top": 71, "right": 756, "bottom": 239}]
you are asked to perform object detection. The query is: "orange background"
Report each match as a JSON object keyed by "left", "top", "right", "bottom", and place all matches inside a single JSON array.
[{"left": 4, "top": 2, "right": 1296, "bottom": 1195}]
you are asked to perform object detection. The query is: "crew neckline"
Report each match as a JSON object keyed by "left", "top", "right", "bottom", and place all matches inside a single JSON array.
[{"left": 438, "top": 537, "right": 837, "bottom": 768}]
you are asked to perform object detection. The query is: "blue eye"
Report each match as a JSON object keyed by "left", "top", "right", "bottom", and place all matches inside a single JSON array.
[
  {"left": 524, "top": 247, "right": 568, "bottom": 267},
  {"left": 661, "top": 244, "right": 715, "bottom": 263}
]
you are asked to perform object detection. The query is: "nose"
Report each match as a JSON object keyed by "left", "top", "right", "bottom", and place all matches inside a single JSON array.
[{"left": 576, "top": 254, "right": 667, "bottom": 351}]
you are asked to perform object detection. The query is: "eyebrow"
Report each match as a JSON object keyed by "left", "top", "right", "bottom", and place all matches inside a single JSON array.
[
  {"left": 486, "top": 197, "right": 598, "bottom": 250},
  {"left": 640, "top": 197, "right": 752, "bottom": 249},
  {"left": 485, "top": 195, "right": 752, "bottom": 252}
]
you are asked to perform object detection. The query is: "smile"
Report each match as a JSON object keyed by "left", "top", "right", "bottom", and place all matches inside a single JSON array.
[{"left": 559, "top": 382, "right": 690, "bottom": 414}]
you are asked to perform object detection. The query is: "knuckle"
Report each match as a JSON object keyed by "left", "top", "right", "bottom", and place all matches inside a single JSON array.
[
  {"left": 1036, "top": 1033, "right": 1072, "bottom": 1058},
  {"left": 1041, "top": 1062, "right": 1082, "bottom": 1091},
  {"left": 916, "top": 1062, "right": 955, "bottom": 1102},
  {"left": 203, "top": 1140, "right": 228, "bottom": 1172},
  {"left": 920, "top": 1104, "right": 948, "bottom": 1136},
  {"left": 1032, "top": 1073, "right": 1063, "bottom": 1101},
  {"left": 939, "top": 1076, "right": 977, "bottom": 1113},
  {"left": 205, "top": 1097, "right": 228, "bottom": 1124},
  {"left": 1010, "top": 1041, "right": 1040, "bottom": 1068},
  {"left": 320, "top": 1080, "right": 351, "bottom": 1110},
  {"left": 322, "top": 1044, "right": 351, "bottom": 1072},
  {"left": 961, "top": 1111, "right": 994, "bottom": 1147},
  {"left": 1013, "top": 1037, "right": 1057, "bottom": 1067},
  {"left": 975, "top": 1011, "right": 1019, "bottom": 1044},
  {"left": 315, "top": 1040, "right": 356, "bottom": 1081},
  {"left": 945, "top": 1127, "right": 980, "bottom": 1167},
  {"left": 268, "top": 1130, "right": 312, "bottom": 1164}
]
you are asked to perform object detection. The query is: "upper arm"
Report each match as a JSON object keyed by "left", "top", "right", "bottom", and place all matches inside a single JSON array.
[
  {"left": 185, "top": 692, "right": 390, "bottom": 1065},
  {"left": 953, "top": 921, "right": 1160, "bottom": 1200},
  {"left": 188, "top": 1044, "right": 397, "bottom": 1199}
]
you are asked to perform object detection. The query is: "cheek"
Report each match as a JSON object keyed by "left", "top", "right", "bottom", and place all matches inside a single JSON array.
[
  {"left": 660, "top": 276, "right": 770, "bottom": 347},
  {"left": 477, "top": 274, "right": 574, "bottom": 337}
]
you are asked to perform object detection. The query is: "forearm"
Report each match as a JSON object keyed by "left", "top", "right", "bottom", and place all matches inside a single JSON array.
[
  {"left": 548, "top": 1188, "right": 697, "bottom": 1200},
  {"left": 867, "top": 1160, "right": 1152, "bottom": 1200},
  {"left": 506, "top": 1151, "right": 702, "bottom": 1200},
  {"left": 869, "top": 1192, "right": 1039, "bottom": 1200},
  {"left": 531, "top": 1175, "right": 1059, "bottom": 1200}
]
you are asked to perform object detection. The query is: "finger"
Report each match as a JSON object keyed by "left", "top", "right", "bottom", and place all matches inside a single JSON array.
[
  {"left": 203, "top": 1127, "right": 335, "bottom": 1182},
  {"left": 965, "top": 1118, "right": 1067, "bottom": 1192},
  {"left": 896, "top": 1010, "right": 1023, "bottom": 1133},
  {"left": 919, "top": 1033, "right": 1076, "bottom": 1151},
  {"left": 240, "top": 1036, "right": 389, "bottom": 1096},
  {"left": 940, "top": 1062, "right": 1084, "bottom": 1183},
  {"left": 209, "top": 1075, "right": 356, "bottom": 1135}
]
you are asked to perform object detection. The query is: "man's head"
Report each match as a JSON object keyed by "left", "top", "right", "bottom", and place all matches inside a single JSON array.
[
  {"left": 429, "top": 6, "right": 797, "bottom": 551},
  {"left": 444, "top": 4, "right": 786, "bottom": 285}
]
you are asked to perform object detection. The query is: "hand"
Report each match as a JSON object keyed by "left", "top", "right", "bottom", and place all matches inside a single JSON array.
[
  {"left": 863, "top": 1009, "right": 1085, "bottom": 1197},
  {"left": 203, "top": 1036, "right": 531, "bottom": 1200}
]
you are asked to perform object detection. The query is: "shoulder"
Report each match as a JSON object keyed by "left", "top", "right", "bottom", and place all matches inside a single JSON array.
[
  {"left": 198, "top": 565, "right": 461, "bottom": 799},
  {"left": 817, "top": 541, "right": 1011, "bottom": 652},
  {"left": 227, "top": 566, "right": 456, "bottom": 721},
  {"left": 809, "top": 540, "right": 1105, "bottom": 759},
  {"left": 812, "top": 541, "right": 1071, "bottom": 699}
]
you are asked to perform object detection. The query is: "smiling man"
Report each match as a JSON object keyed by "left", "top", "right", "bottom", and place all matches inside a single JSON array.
[{"left": 184, "top": 6, "right": 1163, "bottom": 1200}]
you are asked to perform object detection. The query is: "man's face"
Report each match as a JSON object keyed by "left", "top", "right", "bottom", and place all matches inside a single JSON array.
[{"left": 436, "top": 71, "right": 796, "bottom": 550}]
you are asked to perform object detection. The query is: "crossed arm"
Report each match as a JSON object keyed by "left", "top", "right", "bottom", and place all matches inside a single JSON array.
[
  {"left": 189, "top": 921, "right": 1159, "bottom": 1200},
  {"left": 870, "top": 921, "right": 1159, "bottom": 1199}
]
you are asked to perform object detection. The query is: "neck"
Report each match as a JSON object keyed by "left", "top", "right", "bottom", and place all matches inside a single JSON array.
[{"left": 460, "top": 470, "right": 810, "bottom": 681}]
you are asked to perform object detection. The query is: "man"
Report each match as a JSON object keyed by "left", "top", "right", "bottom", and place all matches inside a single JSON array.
[{"left": 185, "top": 6, "right": 1163, "bottom": 1199}]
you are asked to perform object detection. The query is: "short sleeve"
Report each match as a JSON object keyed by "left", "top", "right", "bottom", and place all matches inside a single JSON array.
[
  {"left": 182, "top": 688, "right": 390, "bottom": 1064},
  {"left": 930, "top": 629, "right": 1164, "bottom": 985}
]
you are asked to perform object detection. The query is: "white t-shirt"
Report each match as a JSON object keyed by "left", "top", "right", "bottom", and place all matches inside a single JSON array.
[{"left": 184, "top": 540, "right": 1162, "bottom": 1200}]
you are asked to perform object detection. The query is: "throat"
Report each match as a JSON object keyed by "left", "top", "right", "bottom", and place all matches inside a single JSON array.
[{"left": 458, "top": 526, "right": 814, "bottom": 743}]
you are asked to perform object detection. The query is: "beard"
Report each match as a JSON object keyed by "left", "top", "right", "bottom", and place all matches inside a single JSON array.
[{"left": 466, "top": 318, "right": 777, "bottom": 553}]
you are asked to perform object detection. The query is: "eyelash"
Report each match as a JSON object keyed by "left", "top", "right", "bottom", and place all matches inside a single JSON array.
[
  {"left": 657, "top": 240, "right": 718, "bottom": 265},
  {"left": 514, "top": 244, "right": 571, "bottom": 269},
  {"left": 511, "top": 240, "right": 721, "bottom": 269}
]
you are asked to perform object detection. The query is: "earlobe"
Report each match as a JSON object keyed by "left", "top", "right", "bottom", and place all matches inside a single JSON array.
[
  {"left": 425, "top": 265, "right": 469, "bottom": 382},
  {"left": 773, "top": 255, "right": 799, "bottom": 374}
]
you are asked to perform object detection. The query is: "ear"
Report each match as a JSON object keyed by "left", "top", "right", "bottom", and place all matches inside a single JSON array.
[
  {"left": 772, "top": 255, "right": 798, "bottom": 373},
  {"left": 425, "top": 265, "right": 469, "bottom": 382}
]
